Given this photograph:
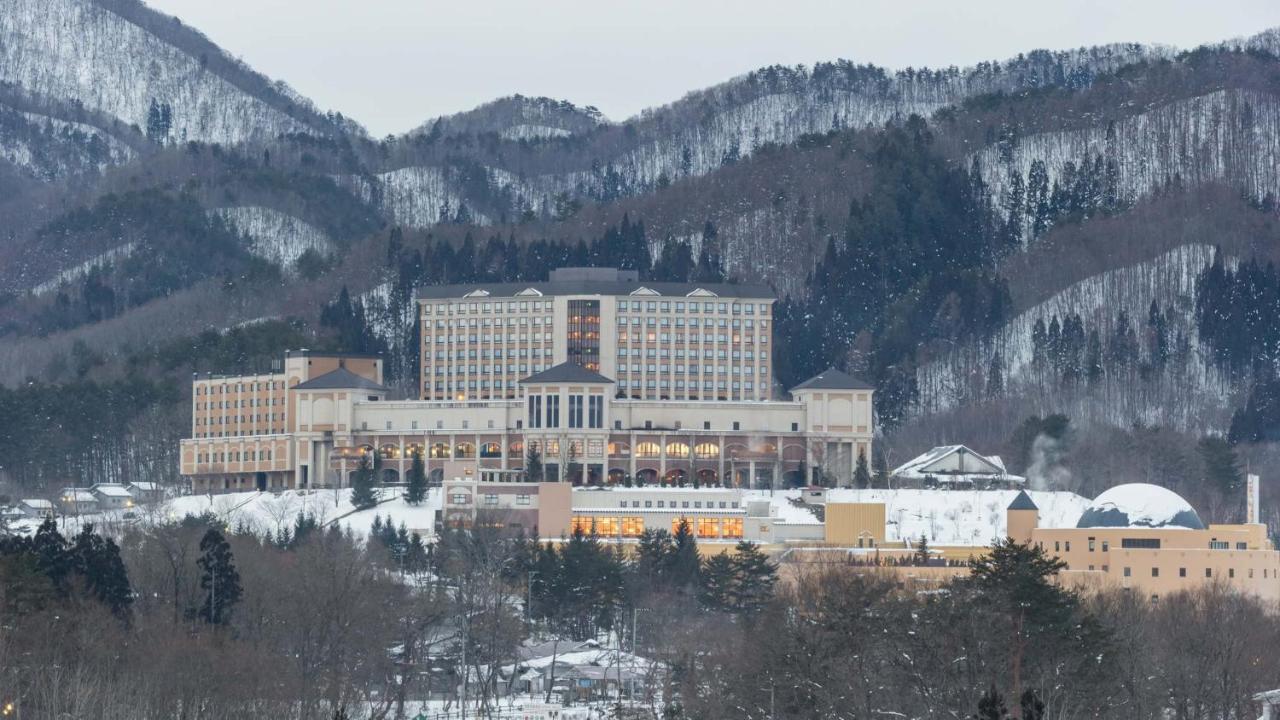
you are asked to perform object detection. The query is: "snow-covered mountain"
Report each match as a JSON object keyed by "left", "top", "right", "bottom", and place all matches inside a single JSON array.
[{"left": 0, "top": 0, "right": 343, "bottom": 148}]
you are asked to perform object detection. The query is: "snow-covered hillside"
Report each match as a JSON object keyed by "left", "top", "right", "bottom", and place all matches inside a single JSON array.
[
  {"left": 0, "top": 0, "right": 320, "bottom": 144},
  {"left": 162, "top": 488, "right": 442, "bottom": 539},
  {"left": 976, "top": 88, "right": 1280, "bottom": 236},
  {"left": 916, "top": 244, "right": 1237, "bottom": 430},
  {"left": 30, "top": 242, "right": 136, "bottom": 295},
  {"left": 210, "top": 206, "right": 332, "bottom": 269},
  {"left": 350, "top": 166, "right": 493, "bottom": 228}
]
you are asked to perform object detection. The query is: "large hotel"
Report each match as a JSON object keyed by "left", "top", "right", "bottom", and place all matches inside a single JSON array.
[{"left": 181, "top": 268, "right": 875, "bottom": 493}]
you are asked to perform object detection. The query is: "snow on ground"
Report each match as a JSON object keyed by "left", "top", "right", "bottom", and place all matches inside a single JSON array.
[
  {"left": 210, "top": 206, "right": 332, "bottom": 269},
  {"left": 30, "top": 242, "right": 135, "bottom": 294},
  {"left": 749, "top": 488, "right": 1090, "bottom": 546},
  {"left": 160, "top": 487, "right": 442, "bottom": 539}
]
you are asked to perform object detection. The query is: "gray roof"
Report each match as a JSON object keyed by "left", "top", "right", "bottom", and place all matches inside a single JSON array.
[
  {"left": 417, "top": 279, "right": 773, "bottom": 300},
  {"left": 293, "top": 367, "right": 388, "bottom": 392},
  {"left": 1008, "top": 490, "right": 1038, "bottom": 511},
  {"left": 519, "top": 363, "right": 615, "bottom": 385},
  {"left": 789, "top": 367, "right": 875, "bottom": 392}
]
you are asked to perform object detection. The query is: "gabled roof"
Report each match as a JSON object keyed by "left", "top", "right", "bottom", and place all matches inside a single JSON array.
[
  {"left": 891, "top": 445, "right": 1024, "bottom": 485},
  {"left": 519, "top": 362, "right": 615, "bottom": 385},
  {"left": 417, "top": 279, "right": 773, "bottom": 300},
  {"left": 293, "top": 367, "right": 388, "bottom": 392},
  {"left": 1008, "top": 490, "right": 1039, "bottom": 511},
  {"left": 789, "top": 367, "right": 875, "bottom": 392}
]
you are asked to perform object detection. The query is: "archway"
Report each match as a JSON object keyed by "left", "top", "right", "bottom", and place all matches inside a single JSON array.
[
  {"left": 635, "top": 468, "right": 658, "bottom": 486},
  {"left": 608, "top": 468, "right": 627, "bottom": 486},
  {"left": 380, "top": 468, "right": 400, "bottom": 485},
  {"left": 696, "top": 468, "right": 718, "bottom": 486},
  {"left": 428, "top": 468, "right": 444, "bottom": 486},
  {"left": 663, "top": 468, "right": 687, "bottom": 487},
  {"left": 255, "top": 472, "right": 268, "bottom": 492}
]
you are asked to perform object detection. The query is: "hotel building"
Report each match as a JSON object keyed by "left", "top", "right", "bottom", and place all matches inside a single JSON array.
[{"left": 179, "top": 268, "right": 876, "bottom": 493}]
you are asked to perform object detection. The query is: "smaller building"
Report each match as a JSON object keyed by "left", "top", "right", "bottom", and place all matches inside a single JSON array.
[
  {"left": 892, "top": 445, "right": 1024, "bottom": 488},
  {"left": 58, "top": 488, "right": 98, "bottom": 516},
  {"left": 441, "top": 461, "right": 572, "bottom": 537},
  {"left": 91, "top": 483, "right": 135, "bottom": 510},
  {"left": 1256, "top": 689, "right": 1280, "bottom": 720},
  {"left": 127, "top": 482, "right": 162, "bottom": 503},
  {"left": 18, "top": 498, "right": 55, "bottom": 519}
]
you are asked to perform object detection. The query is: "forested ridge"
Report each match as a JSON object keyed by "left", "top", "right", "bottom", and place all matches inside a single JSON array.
[{"left": 0, "top": 2, "right": 1277, "bottom": 526}]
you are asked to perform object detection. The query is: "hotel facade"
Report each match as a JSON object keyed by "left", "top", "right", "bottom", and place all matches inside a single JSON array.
[{"left": 179, "top": 268, "right": 876, "bottom": 493}]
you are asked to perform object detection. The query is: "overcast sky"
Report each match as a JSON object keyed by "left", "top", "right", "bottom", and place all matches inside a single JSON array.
[{"left": 145, "top": 0, "right": 1280, "bottom": 137}]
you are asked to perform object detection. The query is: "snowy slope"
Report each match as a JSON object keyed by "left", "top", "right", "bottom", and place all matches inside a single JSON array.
[
  {"left": 352, "top": 166, "right": 493, "bottom": 228},
  {"left": 30, "top": 242, "right": 136, "bottom": 295},
  {"left": 818, "top": 488, "right": 1090, "bottom": 545},
  {"left": 161, "top": 488, "right": 443, "bottom": 539},
  {"left": 916, "top": 244, "right": 1237, "bottom": 430},
  {"left": 975, "top": 88, "right": 1280, "bottom": 238},
  {"left": 0, "top": 0, "right": 320, "bottom": 144},
  {"left": 210, "top": 206, "right": 332, "bottom": 269}
]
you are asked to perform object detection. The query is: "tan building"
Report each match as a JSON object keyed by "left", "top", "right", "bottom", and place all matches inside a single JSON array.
[
  {"left": 417, "top": 267, "right": 777, "bottom": 403},
  {"left": 180, "top": 271, "right": 875, "bottom": 493},
  {"left": 1010, "top": 485, "right": 1280, "bottom": 603}
]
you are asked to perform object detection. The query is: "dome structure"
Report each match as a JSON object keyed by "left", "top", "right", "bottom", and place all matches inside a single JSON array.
[{"left": 1076, "top": 483, "right": 1204, "bottom": 529}]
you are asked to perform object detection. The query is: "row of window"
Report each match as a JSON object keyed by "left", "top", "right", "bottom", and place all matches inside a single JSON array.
[
  {"left": 196, "top": 414, "right": 283, "bottom": 425},
  {"left": 425, "top": 300, "right": 555, "bottom": 315},
  {"left": 195, "top": 380, "right": 285, "bottom": 395},
  {"left": 1118, "top": 566, "right": 1271, "bottom": 580},
  {"left": 197, "top": 398, "right": 283, "bottom": 410},
  {"left": 617, "top": 332, "right": 767, "bottom": 345},
  {"left": 571, "top": 515, "right": 745, "bottom": 539},
  {"left": 527, "top": 395, "right": 605, "bottom": 429},
  {"left": 196, "top": 449, "right": 275, "bottom": 463},
  {"left": 426, "top": 333, "right": 555, "bottom": 345},
  {"left": 619, "top": 348, "right": 768, "bottom": 360},
  {"left": 428, "top": 347, "right": 552, "bottom": 360},
  {"left": 617, "top": 364, "right": 767, "bottom": 375},
  {"left": 615, "top": 301, "right": 768, "bottom": 315},
  {"left": 194, "top": 430, "right": 283, "bottom": 438},
  {"left": 617, "top": 316, "right": 766, "bottom": 329},
  {"left": 616, "top": 498, "right": 738, "bottom": 509}
]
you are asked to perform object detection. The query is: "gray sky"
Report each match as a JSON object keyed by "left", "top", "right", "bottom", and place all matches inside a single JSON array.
[{"left": 145, "top": 0, "right": 1280, "bottom": 137}]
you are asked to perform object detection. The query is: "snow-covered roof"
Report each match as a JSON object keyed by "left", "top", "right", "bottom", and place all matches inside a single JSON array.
[
  {"left": 92, "top": 484, "right": 133, "bottom": 497},
  {"left": 128, "top": 482, "right": 159, "bottom": 491},
  {"left": 1076, "top": 483, "right": 1204, "bottom": 530},
  {"left": 20, "top": 499, "right": 53, "bottom": 509},
  {"left": 891, "top": 445, "right": 1024, "bottom": 484},
  {"left": 774, "top": 488, "right": 1091, "bottom": 545},
  {"left": 60, "top": 490, "right": 97, "bottom": 503}
]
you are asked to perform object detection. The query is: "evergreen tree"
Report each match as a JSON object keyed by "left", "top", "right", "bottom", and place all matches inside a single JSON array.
[
  {"left": 197, "top": 529, "right": 242, "bottom": 626},
  {"left": 968, "top": 539, "right": 1074, "bottom": 710},
  {"left": 525, "top": 448, "right": 544, "bottom": 482},
  {"left": 973, "top": 685, "right": 1009, "bottom": 720},
  {"left": 914, "top": 535, "right": 930, "bottom": 566},
  {"left": 1197, "top": 435, "right": 1242, "bottom": 495},
  {"left": 406, "top": 449, "right": 427, "bottom": 505},
  {"left": 670, "top": 519, "right": 701, "bottom": 593},
  {"left": 699, "top": 553, "right": 736, "bottom": 612},
  {"left": 728, "top": 541, "right": 776, "bottom": 615},
  {"left": 350, "top": 453, "right": 378, "bottom": 510},
  {"left": 872, "top": 445, "right": 890, "bottom": 489},
  {"left": 71, "top": 525, "right": 133, "bottom": 618},
  {"left": 854, "top": 450, "right": 872, "bottom": 489}
]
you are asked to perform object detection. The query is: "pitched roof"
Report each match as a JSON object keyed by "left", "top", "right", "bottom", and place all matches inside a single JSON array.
[
  {"left": 519, "top": 362, "right": 615, "bottom": 385},
  {"left": 418, "top": 279, "right": 773, "bottom": 300},
  {"left": 293, "top": 366, "right": 388, "bottom": 392},
  {"left": 1008, "top": 490, "right": 1039, "bottom": 511},
  {"left": 789, "top": 367, "right": 875, "bottom": 392}
]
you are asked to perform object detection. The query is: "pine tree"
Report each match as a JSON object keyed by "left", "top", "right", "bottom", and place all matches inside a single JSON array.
[
  {"left": 525, "top": 448, "right": 544, "bottom": 482},
  {"left": 350, "top": 453, "right": 378, "bottom": 510},
  {"left": 1197, "top": 435, "right": 1242, "bottom": 495},
  {"left": 71, "top": 525, "right": 133, "bottom": 618},
  {"left": 406, "top": 449, "right": 427, "bottom": 505},
  {"left": 854, "top": 451, "right": 872, "bottom": 489},
  {"left": 669, "top": 519, "right": 701, "bottom": 593},
  {"left": 974, "top": 685, "right": 1009, "bottom": 720},
  {"left": 914, "top": 535, "right": 930, "bottom": 566},
  {"left": 728, "top": 541, "right": 776, "bottom": 614},
  {"left": 197, "top": 529, "right": 242, "bottom": 626},
  {"left": 698, "top": 553, "right": 735, "bottom": 612}
]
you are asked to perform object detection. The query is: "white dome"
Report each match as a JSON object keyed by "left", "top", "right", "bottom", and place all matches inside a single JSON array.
[{"left": 1076, "top": 483, "right": 1204, "bottom": 529}]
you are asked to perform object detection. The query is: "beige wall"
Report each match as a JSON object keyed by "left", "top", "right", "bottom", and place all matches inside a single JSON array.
[{"left": 825, "top": 503, "right": 888, "bottom": 546}]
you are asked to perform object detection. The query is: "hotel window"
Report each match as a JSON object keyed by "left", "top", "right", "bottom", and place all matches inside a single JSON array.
[
  {"left": 568, "top": 394, "right": 584, "bottom": 428},
  {"left": 1205, "top": 568, "right": 1213, "bottom": 578},
  {"left": 1179, "top": 567, "right": 1187, "bottom": 577},
  {"left": 450, "top": 493, "right": 470, "bottom": 504},
  {"left": 1122, "top": 538, "right": 1161, "bottom": 549},
  {"left": 1151, "top": 567, "right": 1159, "bottom": 577},
  {"left": 1064, "top": 541, "right": 1071, "bottom": 552},
  {"left": 588, "top": 396, "right": 604, "bottom": 428},
  {"left": 621, "top": 517, "right": 644, "bottom": 537},
  {"left": 528, "top": 395, "right": 543, "bottom": 428},
  {"left": 1123, "top": 567, "right": 1131, "bottom": 577},
  {"left": 1088, "top": 537, "right": 1095, "bottom": 552},
  {"left": 1229, "top": 569, "right": 1235, "bottom": 578},
  {"left": 1101, "top": 540, "right": 1109, "bottom": 552},
  {"left": 721, "top": 518, "right": 744, "bottom": 539},
  {"left": 696, "top": 518, "right": 720, "bottom": 538},
  {"left": 546, "top": 395, "right": 560, "bottom": 427},
  {"left": 484, "top": 494, "right": 498, "bottom": 506}
]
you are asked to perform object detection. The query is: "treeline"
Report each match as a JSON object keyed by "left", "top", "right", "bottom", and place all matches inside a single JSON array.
[
  {"left": 775, "top": 117, "right": 1014, "bottom": 424},
  {"left": 1028, "top": 301, "right": 1184, "bottom": 387}
]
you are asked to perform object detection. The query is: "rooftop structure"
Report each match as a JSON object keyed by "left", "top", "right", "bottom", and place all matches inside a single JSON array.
[
  {"left": 891, "top": 445, "right": 1025, "bottom": 488},
  {"left": 1075, "top": 483, "right": 1205, "bottom": 529}
]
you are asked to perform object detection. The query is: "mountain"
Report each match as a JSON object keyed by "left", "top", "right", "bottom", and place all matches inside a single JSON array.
[{"left": 2, "top": 0, "right": 1280, "bottom": 493}]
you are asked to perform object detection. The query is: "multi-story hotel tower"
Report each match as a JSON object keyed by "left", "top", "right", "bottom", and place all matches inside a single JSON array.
[{"left": 180, "top": 268, "right": 874, "bottom": 493}]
